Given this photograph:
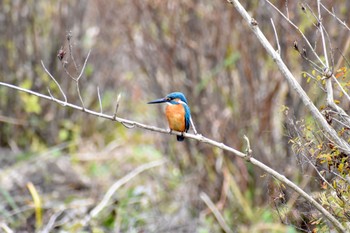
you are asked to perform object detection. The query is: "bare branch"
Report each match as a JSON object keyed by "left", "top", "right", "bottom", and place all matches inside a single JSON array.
[
  {"left": 243, "top": 135, "right": 252, "bottom": 157},
  {"left": 285, "top": 0, "right": 289, "bottom": 19},
  {"left": 67, "top": 31, "right": 79, "bottom": 73},
  {"left": 0, "top": 222, "right": 14, "bottom": 233},
  {"left": 332, "top": 76, "right": 350, "bottom": 103},
  {"left": 61, "top": 63, "right": 76, "bottom": 80},
  {"left": 331, "top": 115, "right": 350, "bottom": 129},
  {"left": 76, "top": 82, "right": 85, "bottom": 110},
  {"left": 200, "top": 192, "right": 233, "bottom": 233},
  {"left": 40, "top": 210, "right": 65, "bottom": 233},
  {"left": 306, "top": 3, "right": 335, "bottom": 69},
  {"left": 336, "top": 44, "right": 350, "bottom": 69},
  {"left": 229, "top": 0, "right": 350, "bottom": 153},
  {"left": 317, "top": 0, "right": 336, "bottom": 110},
  {"left": 77, "top": 50, "right": 91, "bottom": 81},
  {"left": 301, "top": 71, "right": 326, "bottom": 91},
  {"left": 41, "top": 60, "right": 67, "bottom": 104},
  {"left": 226, "top": 1, "right": 348, "bottom": 231},
  {"left": 81, "top": 160, "right": 165, "bottom": 226},
  {"left": 190, "top": 117, "right": 198, "bottom": 135},
  {"left": 270, "top": 18, "right": 281, "bottom": 55},
  {"left": 75, "top": 50, "right": 92, "bottom": 110},
  {"left": 121, "top": 121, "right": 136, "bottom": 129},
  {"left": 316, "top": 2, "right": 329, "bottom": 67},
  {"left": 265, "top": 0, "right": 325, "bottom": 67},
  {"left": 113, "top": 93, "right": 122, "bottom": 119},
  {"left": 97, "top": 86, "right": 103, "bottom": 114},
  {"left": 320, "top": 3, "right": 350, "bottom": 31}
]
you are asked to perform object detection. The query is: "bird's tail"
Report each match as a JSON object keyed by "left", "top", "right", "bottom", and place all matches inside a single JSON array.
[{"left": 177, "top": 135, "right": 185, "bottom": 141}]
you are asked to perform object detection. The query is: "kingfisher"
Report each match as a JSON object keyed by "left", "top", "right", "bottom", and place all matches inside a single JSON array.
[{"left": 148, "top": 92, "right": 191, "bottom": 141}]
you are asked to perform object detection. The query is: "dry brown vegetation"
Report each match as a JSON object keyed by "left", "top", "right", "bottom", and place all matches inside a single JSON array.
[{"left": 1, "top": 0, "right": 350, "bottom": 232}]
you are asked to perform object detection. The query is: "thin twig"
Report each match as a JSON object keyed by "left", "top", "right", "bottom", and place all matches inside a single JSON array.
[
  {"left": 113, "top": 93, "right": 122, "bottom": 119},
  {"left": 97, "top": 86, "right": 103, "bottom": 114},
  {"left": 121, "top": 121, "right": 135, "bottom": 129},
  {"left": 317, "top": 1, "right": 329, "bottom": 68},
  {"left": 76, "top": 82, "right": 85, "bottom": 110},
  {"left": 62, "top": 63, "right": 76, "bottom": 80},
  {"left": 190, "top": 117, "right": 198, "bottom": 135},
  {"left": 332, "top": 75, "right": 350, "bottom": 103},
  {"left": 243, "top": 135, "right": 252, "bottom": 157},
  {"left": 336, "top": 43, "right": 350, "bottom": 69},
  {"left": 270, "top": 18, "right": 281, "bottom": 55},
  {"left": 285, "top": 0, "right": 289, "bottom": 19},
  {"left": 331, "top": 115, "right": 350, "bottom": 129},
  {"left": 75, "top": 50, "right": 91, "bottom": 110},
  {"left": 77, "top": 50, "right": 91, "bottom": 81},
  {"left": 305, "top": 3, "right": 335, "bottom": 70},
  {"left": 41, "top": 60, "right": 67, "bottom": 105},
  {"left": 317, "top": 0, "right": 338, "bottom": 112},
  {"left": 0, "top": 222, "right": 14, "bottom": 233},
  {"left": 67, "top": 31, "right": 79, "bottom": 73},
  {"left": 301, "top": 71, "right": 326, "bottom": 91},
  {"left": 265, "top": 0, "right": 325, "bottom": 67},
  {"left": 200, "top": 192, "right": 233, "bottom": 233},
  {"left": 298, "top": 52, "right": 323, "bottom": 73},
  {"left": 40, "top": 210, "right": 65, "bottom": 233},
  {"left": 300, "top": 150, "right": 334, "bottom": 190},
  {"left": 81, "top": 160, "right": 165, "bottom": 226},
  {"left": 320, "top": 3, "right": 350, "bottom": 31}
]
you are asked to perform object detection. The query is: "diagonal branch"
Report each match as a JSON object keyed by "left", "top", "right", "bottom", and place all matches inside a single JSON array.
[
  {"left": 80, "top": 160, "right": 165, "bottom": 226},
  {"left": 226, "top": 0, "right": 350, "bottom": 155},
  {"left": 41, "top": 60, "right": 67, "bottom": 105},
  {"left": 317, "top": 0, "right": 336, "bottom": 110},
  {"left": 265, "top": 0, "right": 325, "bottom": 67},
  {"left": 200, "top": 192, "right": 233, "bottom": 233},
  {"left": 320, "top": 3, "right": 350, "bottom": 31},
  {"left": 226, "top": 0, "right": 348, "bottom": 232}
]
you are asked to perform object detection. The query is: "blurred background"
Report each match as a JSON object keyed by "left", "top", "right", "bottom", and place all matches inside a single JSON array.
[{"left": 0, "top": 0, "right": 350, "bottom": 232}]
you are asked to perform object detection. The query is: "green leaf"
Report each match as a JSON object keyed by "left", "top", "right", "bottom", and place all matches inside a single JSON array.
[
  {"left": 59, "top": 129, "right": 69, "bottom": 141},
  {"left": 19, "top": 80, "right": 42, "bottom": 114},
  {"left": 20, "top": 95, "right": 42, "bottom": 114}
]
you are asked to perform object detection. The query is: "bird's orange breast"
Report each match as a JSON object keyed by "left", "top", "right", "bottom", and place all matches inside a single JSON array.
[{"left": 165, "top": 104, "right": 186, "bottom": 132}]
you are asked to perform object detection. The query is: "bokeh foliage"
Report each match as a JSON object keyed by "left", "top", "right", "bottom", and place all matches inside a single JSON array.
[{"left": 1, "top": 0, "right": 350, "bottom": 232}]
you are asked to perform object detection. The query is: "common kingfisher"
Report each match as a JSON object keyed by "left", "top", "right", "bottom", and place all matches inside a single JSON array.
[{"left": 148, "top": 92, "right": 191, "bottom": 141}]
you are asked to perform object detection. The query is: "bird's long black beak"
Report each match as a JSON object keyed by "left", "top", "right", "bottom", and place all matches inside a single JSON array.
[{"left": 147, "top": 98, "right": 167, "bottom": 104}]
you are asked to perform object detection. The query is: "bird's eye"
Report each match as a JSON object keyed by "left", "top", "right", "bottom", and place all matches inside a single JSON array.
[{"left": 166, "top": 97, "right": 171, "bottom": 101}]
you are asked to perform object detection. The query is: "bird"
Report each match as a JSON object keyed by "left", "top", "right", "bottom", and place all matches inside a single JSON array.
[{"left": 148, "top": 92, "right": 191, "bottom": 141}]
